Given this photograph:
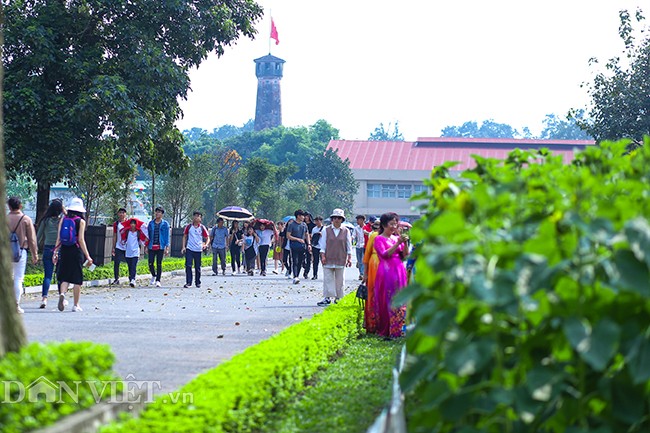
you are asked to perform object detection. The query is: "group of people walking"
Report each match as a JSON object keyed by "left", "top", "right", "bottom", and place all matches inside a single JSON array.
[{"left": 7, "top": 196, "right": 411, "bottom": 336}]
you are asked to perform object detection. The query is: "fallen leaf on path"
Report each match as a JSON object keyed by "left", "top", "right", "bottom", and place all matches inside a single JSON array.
[
  {"left": 235, "top": 322, "right": 240, "bottom": 326},
  {"left": 217, "top": 335, "right": 224, "bottom": 339}
]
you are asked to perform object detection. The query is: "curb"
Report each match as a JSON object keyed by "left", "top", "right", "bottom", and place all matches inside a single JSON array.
[
  {"left": 24, "top": 267, "right": 213, "bottom": 295},
  {"left": 31, "top": 390, "right": 147, "bottom": 433}
]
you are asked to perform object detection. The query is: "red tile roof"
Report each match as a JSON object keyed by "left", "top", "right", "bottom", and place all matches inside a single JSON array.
[{"left": 328, "top": 138, "right": 594, "bottom": 171}]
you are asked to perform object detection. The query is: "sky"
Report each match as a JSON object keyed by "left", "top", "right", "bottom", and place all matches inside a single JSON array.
[{"left": 175, "top": 0, "right": 647, "bottom": 141}]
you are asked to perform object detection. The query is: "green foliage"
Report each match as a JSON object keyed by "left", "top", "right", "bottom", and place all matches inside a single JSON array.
[
  {"left": 0, "top": 341, "right": 120, "bottom": 433},
  {"left": 401, "top": 138, "right": 650, "bottom": 432},
  {"left": 540, "top": 112, "right": 593, "bottom": 140},
  {"left": 23, "top": 256, "right": 212, "bottom": 287},
  {"left": 368, "top": 121, "right": 404, "bottom": 141},
  {"left": 3, "top": 0, "right": 263, "bottom": 209},
  {"left": 240, "top": 156, "right": 297, "bottom": 219},
  {"left": 579, "top": 9, "right": 649, "bottom": 145},
  {"left": 441, "top": 119, "right": 520, "bottom": 138},
  {"left": 259, "top": 336, "right": 403, "bottom": 433},
  {"left": 5, "top": 173, "right": 35, "bottom": 202},
  {"left": 100, "top": 295, "right": 363, "bottom": 433},
  {"left": 305, "top": 148, "right": 358, "bottom": 218}
]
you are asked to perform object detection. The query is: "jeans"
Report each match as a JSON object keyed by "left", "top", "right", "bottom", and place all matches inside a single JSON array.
[
  {"left": 311, "top": 247, "right": 321, "bottom": 277},
  {"left": 230, "top": 245, "right": 241, "bottom": 271},
  {"left": 114, "top": 248, "right": 126, "bottom": 280},
  {"left": 185, "top": 250, "right": 202, "bottom": 286},
  {"left": 356, "top": 247, "right": 365, "bottom": 276},
  {"left": 42, "top": 245, "right": 55, "bottom": 297},
  {"left": 258, "top": 245, "right": 270, "bottom": 273},
  {"left": 12, "top": 249, "right": 27, "bottom": 304},
  {"left": 283, "top": 248, "right": 292, "bottom": 272},
  {"left": 212, "top": 248, "right": 226, "bottom": 273},
  {"left": 148, "top": 249, "right": 164, "bottom": 282},
  {"left": 290, "top": 247, "right": 306, "bottom": 278},
  {"left": 303, "top": 246, "right": 312, "bottom": 277},
  {"left": 126, "top": 257, "right": 138, "bottom": 281}
]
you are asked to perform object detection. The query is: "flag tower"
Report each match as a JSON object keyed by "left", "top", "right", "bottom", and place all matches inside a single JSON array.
[{"left": 253, "top": 16, "right": 285, "bottom": 131}]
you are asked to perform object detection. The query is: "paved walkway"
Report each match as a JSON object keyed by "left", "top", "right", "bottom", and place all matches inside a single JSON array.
[{"left": 20, "top": 263, "right": 363, "bottom": 394}]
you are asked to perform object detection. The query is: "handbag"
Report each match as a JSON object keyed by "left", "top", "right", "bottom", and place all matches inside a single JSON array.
[{"left": 355, "top": 283, "right": 367, "bottom": 306}]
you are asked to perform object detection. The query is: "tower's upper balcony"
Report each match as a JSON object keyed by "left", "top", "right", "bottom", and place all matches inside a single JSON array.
[{"left": 254, "top": 54, "right": 286, "bottom": 78}]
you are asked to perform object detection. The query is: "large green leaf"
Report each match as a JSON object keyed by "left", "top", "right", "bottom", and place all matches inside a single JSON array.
[
  {"left": 444, "top": 339, "right": 496, "bottom": 377},
  {"left": 612, "top": 250, "right": 650, "bottom": 297},
  {"left": 563, "top": 317, "right": 621, "bottom": 371},
  {"left": 625, "top": 335, "right": 650, "bottom": 385}
]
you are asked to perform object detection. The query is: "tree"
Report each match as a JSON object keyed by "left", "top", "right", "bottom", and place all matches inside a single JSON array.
[
  {"left": 578, "top": 9, "right": 649, "bottom": 145},
  {"left": 3, "top": 0, "right": 263, "bottom": 222},
  {"left": 305, "top": 149, "right": 358, "bottom": 218},
  {"left": 0, "top": 3, "right": 28, "bottom": 355},
  {"left": 540, "top": 112, "right": 593, "bottom": 140},
  {"left": 368, "top": 121, "right": 404, "bottom": 141},
  {"left": 240, "top": 157, "right": 297, "bottom": 219},
  {"left": 441, "top": 120, "right": 519, "bottom": 138}
]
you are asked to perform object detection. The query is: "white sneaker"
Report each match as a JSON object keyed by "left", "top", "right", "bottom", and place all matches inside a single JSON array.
[
  {"left": 150, "top": 277, "right": 156, "bottom": 286},
  {"left": 293, "top": 277, "right": 300, "bottom": 284},
  {"left": 72, "top": 305, "right": 83, "bottom": 312},
  {"left": 129, "top": 280, "right": 136, "bottom": 287},
  {"left": 155, "top": 281, "right": 161, "bottom": 287},
  {"left": 272, "top": 269, "right": 279, "bottom": 274},
  {"left": 16, "top": 305, "right": 24, "bottom": 314}
]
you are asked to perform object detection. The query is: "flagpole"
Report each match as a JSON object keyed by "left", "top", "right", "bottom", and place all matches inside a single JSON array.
[{"left": 268, "top": 8, "right": 272, "bottom": 54}]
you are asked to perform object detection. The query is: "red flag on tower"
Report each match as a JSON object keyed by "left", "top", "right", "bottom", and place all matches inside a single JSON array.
[{"left": 270, "top": 18, "right": 279, "bottom": 45}]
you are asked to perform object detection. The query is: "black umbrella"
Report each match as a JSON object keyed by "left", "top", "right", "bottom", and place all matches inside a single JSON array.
[{"left": 217, "top": 206, "right": 254, "bottom": 221}]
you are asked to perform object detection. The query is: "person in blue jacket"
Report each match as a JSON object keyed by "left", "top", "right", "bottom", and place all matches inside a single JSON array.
[{"left": 147, "top": 207, "right": 170, "bottom": 287}]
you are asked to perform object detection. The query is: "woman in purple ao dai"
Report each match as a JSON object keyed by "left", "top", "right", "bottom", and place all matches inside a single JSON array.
[{"left": 374, "top": 212, "right": 409, "bottom": 338}]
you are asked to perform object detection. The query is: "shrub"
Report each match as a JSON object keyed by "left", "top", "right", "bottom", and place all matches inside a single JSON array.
[
  {"left": 101, "top": 294, "right": 364, "bottom": 433},
  {"left": 400, "top": 139, "right": 650, "bottom": 432},
  {"left": 0, "top": 342, "right": 120, "bottom": 433}
]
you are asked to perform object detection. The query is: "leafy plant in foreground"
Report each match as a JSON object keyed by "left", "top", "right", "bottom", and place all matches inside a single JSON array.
[{"left": 400, "top": 139, "right": 650, "bottom": 432}]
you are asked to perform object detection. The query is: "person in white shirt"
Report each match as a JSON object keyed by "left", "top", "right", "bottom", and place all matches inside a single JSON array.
[
  {"left": 181, "top": 211, "right": 209, "bottom": 288},
  {"left": 352, "top": 215, "right": 367, "bottom": 280},
  {"left": 317, "top": 209, "right": 353, "bottom": 306},
  {"left": 310, "top": 216, "right": 325, "bottom": 280},
  {"left": 255, "top": 222, "right": 275, "bottom": 276},
  {"left": 124, "top": 219, "right": 149, "bottom": 287}
]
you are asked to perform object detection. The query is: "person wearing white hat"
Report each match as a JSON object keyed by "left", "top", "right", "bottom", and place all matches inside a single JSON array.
[
  {"left": 316, "top": 208, "right": 353, "bottom": 306},
  {"left": 53, "top": 197, "right": 93, "bottom": 312}
]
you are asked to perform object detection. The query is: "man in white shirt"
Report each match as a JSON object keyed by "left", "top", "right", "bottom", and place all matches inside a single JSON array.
[
  {"left": 317, "top": 209, "right": 352, "bottom": 306},
  {"left": 181, "top": 211, "right": 209, "bottom": 288}
]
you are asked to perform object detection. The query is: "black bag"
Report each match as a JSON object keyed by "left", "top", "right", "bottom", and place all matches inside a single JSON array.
[
  {"left": 289, "top": 240, "right": 306, "bottom": 251},
  {"left": 356, "top": 283, "right": 368, "bottom": 305}
]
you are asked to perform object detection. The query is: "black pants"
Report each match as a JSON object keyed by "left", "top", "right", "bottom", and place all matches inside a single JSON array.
[
  {"left": 244, "top": 247, "right": 257, "bottom": 272},
  {"left": 230, "top": 244, "right": 241, "bottom": 271},
  {"left": 126, "top": 257, "right": 138, "bottom": 281},
  {"left": 291, "top": 247, "right": 306, "bottom": 278},
  {"left": 303, "top": 246, "right": 312, "bottom": 277},
  {"left": 148, "top": 249, "right": 164, "bottom": 282},
  {"left": 185, "top": 250, "right": 202, "bottom": 286},
  {"left": 114, "top": 248, "right": 126, "bottom": 280},
  {"left": 312, "top": 247, "right": 321, "bottom": 277},
  {"left": 258, "top": 245, "right": 269, "bottom": 273},
  {"left": 283, "top": 248, "right": 292, "bottom": 271}
]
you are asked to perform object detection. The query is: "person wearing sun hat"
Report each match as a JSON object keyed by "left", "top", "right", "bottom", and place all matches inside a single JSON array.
[
  {"left": 53, "top": 197, "right": 93, "bottom": 312},
  {"left": 316, "top": 208, "right": 353, "bottom": 307}
]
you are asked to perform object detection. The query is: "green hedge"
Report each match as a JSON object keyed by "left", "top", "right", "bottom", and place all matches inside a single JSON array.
[
  {"left": 101, "top": 295, "right": 364, "bottom": 433},
  {"left": 0, "top": 342, "right": 120, "bottom": 433},
  {"left": 23, "top": 256, "right": 213, "bottom": 287}
]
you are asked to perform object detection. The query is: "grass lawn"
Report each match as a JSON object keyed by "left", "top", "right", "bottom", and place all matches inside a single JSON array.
[{"left": 259, "top": 334, "right": 404, "bottom": 433}]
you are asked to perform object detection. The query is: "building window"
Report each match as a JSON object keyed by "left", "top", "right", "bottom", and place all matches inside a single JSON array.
[
  {"left": 397, "top": 184, "right": 412, "bottom": 198},
  {"left": 413, "top": 184, "right": 428, "bottom": 195},
  {"left": 367, "top": 184, "right": 381, "bottom": 198},
  {"left": 382, "top": 184, "right": 396, "bottom": 198}
]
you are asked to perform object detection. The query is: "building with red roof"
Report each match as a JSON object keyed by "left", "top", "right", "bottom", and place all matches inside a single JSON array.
[{"left": 327, "top": 137, "right": 594, "bottom": 219}]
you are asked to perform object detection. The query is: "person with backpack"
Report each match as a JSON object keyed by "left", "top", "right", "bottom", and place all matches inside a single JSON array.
[
  {"left": 209, "top": 217, "right": 229, "bottom": 276},
  {"left": 147, "top": 207, "right": 170, "bottom": 287},
  {"left": 6, "top": 196, "right": 38, "bottom": 314},
  {"left": 310, "top": 216, "right": 324, "bottom": 280},
  {"left": 36, "top": 199, "right": 64, "bottom": 308},
  {"left": 52, "top": 197, "right": 92, "bottom": 312},
  {"left": 181, "top": 211, "right": 209, "bottom": 288}
]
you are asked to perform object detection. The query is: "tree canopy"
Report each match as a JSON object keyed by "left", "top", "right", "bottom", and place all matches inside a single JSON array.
[
  {"left": 540, "top": 112, "right": 592, "bottom": 140},
  {"left": 368, "top": 121, "right": 404, "bottom": 141},
  {"left": 578, "top": 9, "right": 649, "bottom": 145},
  {"left": 441, "top": 120, "right": 520, "bottom": 138},
  {"left": 3, "top": 0, "right": 263, "bottom": 220}
]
